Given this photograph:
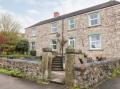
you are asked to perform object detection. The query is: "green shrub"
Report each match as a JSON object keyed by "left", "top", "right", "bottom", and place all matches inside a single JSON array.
[{"left": 30, "top": 50, "right": 36, "bottom": 56}]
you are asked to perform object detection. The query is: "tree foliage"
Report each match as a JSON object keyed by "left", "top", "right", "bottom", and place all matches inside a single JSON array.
[
  {"left": 0, "top": 13, "right": 21, "bottom": 54},
  {"left": 16, "top": 40, "right": 29, "bottom": 54},
  {"left": 0, "top": 13, "right": 20, "bottom": 32}
]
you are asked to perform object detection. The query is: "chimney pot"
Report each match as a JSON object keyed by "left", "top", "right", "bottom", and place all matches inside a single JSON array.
[{"left": 54, "top": 12, "right": 60, "bottom": 17}]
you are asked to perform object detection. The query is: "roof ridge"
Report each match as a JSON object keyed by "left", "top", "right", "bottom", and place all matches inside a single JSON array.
[{"left": 26, "top": 0, "right": 120, "bottom": 29}]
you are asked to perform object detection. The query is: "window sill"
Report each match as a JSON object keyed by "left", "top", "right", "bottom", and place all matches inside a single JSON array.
[
  {"left": 52, "top": 49, "right": 57, "bottom": 52},
  {"left": 31, "top": 36, "right": 37, "bottom": 37},
  {"left": 88, "top": 24, "right": 101, "bottom": 28},
  {"left": 50, "top": 32, "right": 57, "bottom": 35},
  {"left": 88, "top": 49, "right": 104, "bottom": 51},
  {"left": 67, "top": 29, "right": 76, "bottom": 32}
]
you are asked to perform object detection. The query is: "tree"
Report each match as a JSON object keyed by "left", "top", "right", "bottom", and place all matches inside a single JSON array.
[
  {"left": 0, "top": 13, "right": 21, "bottom": 45},
  {"left": 0, "top": 13, "right": 21, "bottom": 54},
  {"left": 0, "top": 13, "right": 20, "bottom": 32},
  {"left": 16, "top": 40, "right": 29, "bottom": 54},
  {"left": 0, "top": 32, "right": 7, "bottom": 44},
  {"left": 0, "top": 32, "right": 8, "bottom": 54},
  {"left": 57, "top": 37, "right": 67, "bottom": 55}
]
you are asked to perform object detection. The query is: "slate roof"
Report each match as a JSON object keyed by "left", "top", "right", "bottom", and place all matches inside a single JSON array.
[{"left": 27, "top": 0, "right": 120, "bottom": 28}]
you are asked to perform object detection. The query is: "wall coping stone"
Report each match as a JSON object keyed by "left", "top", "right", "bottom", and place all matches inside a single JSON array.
[
  {"left": 74, "top": 58, "right": 120, "bottom": 70},
  {"left": 0, "top": 58, "right": 40, "bottom": 64},
  {"left": 66, "top": 46, "right": 75, "bottom": 54}
]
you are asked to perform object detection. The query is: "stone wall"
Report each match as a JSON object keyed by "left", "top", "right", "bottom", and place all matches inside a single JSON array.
[
  {"left": 0, "top": 58, "right": 42, "bottom": 82},
  {"left": 74, "top": 58, "right": 120, "bottom": 88}
]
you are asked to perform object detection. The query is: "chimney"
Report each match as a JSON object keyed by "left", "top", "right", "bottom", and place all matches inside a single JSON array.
[{"left": 54, "top": 12, "right": 60, "bottom": 18}]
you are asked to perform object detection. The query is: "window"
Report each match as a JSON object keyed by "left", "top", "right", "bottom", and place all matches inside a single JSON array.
[
  {"left": 31, "top": 42, "right": 35, "bottom": 50},
  {"left": 51, "top": 40, "right": 57, "bottom": 50},
  {"left": 89, "top": 34, "right": 101, "bottom": 49},
  {"left": 88, "top": 11, "right": 100, "bottom": 26},
  {"left": 68, "top": 37, "right": 75, "bottom": 48},
  {"left": 68, "top": 18, "right": 75, "bottom": 30},
  {"left": 32, "top": 30, "right": 36, "bottom": 37},
  {"left": 51, "top": 22, "right": 57, "bottom": 33}
]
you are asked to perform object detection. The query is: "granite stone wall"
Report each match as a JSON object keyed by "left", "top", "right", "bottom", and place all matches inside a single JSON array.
[
  {"left": 0, "top": 58, "right": 42, "bottom": 82},
  {"left": 74, "top": 58, "right": 120, "bottom": 88}
]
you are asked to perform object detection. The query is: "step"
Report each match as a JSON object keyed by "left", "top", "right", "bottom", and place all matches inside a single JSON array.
[
  {"left": 52, "top": 62, "right": 62, "bottom": 64},
  {"left": 52, "top": 61, "right": 62, "bottom": 63},
  {"left": 52, "top": 59, "right": 62, "bottom": 61},
  {"left": 52, "top": 68, "right": 63, "bottom": 71},
  {"left": 52, "top": 65, "right": 63, "bottom": 67},
  {"left": 52, "top": 64, "right": 63, "bottom": 67}
]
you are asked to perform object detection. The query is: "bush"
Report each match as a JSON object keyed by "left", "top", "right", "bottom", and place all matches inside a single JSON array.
[
  {"left": 30, "top": 50, "right": 36, "bottom": 56},
  {"left": 16, "top": 40, "right": 29, "bottom": 54}
]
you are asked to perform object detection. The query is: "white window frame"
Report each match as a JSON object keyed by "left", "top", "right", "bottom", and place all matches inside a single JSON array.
[
  {"left": 68, "top": 18, "right": 75, "bottom": 30},
  {"left": 89, "top": 34, "right": 101, "bottom": 50},
  {"left": 68, "top": 37, "right": 75, "bottom": 48},
  {"left": 32, "top": 30, "right": 36, "bottom": 37},
  {"left": 51, "top": 22, "right": 57, "bottom": 33},
  {"left": 50, "top": 39, "right": 57, "bottom": 50},
  {"left": 88, "top": 11, "right": 101, "bottom": 27}
]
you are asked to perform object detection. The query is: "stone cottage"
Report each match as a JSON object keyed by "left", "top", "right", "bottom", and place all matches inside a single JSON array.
[{"left": 25, "top": 0, "right": 120, "bottom": 59}]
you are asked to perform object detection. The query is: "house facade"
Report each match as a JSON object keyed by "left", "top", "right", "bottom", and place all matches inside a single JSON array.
[{"left": 25, "top": 0, "right": 120, "bottom": 59}]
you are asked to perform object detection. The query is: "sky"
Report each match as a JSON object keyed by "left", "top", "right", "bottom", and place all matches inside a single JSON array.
[{"left": 0, "top": 0, "right": 120, "bottom": 33}]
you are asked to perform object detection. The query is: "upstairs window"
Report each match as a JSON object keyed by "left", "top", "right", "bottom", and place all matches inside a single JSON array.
[
  {"left": 51, "top": 22, "right": 57, "bottom": 33},
  {"left": 31, "top": 42, "right": 35, "bottom": 50},
  {"left": 68, "top": 18, "right": 75, "bottom": 30},
  {"left": 51, "top": 39, "right": 57, "bottom": 50},
  {"left": 68, "top": 37, "right": 75, "bottom": 48},
  {"left": 88, "top": 11, "right": 100, "bottom": 26},
  {"left": 89, "top": 34, "right": 101, "bottom": 50},
  {"left": 32, "top": 30, "right": 36, "bottom": 37}
]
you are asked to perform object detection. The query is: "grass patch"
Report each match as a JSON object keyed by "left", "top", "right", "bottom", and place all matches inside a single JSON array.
[
  {"left": 73, "top": 86, "right": 81, "bottom": 89},
  {"left": 107, "top": 67, "right": 120, "bottom": 80},
  {"left": 0, "top": 54, "right": 31, "bottom": 59},
  {"left": 0, "top": 68, "right": 25, "bottom": 78},
  {"left": 0, "top": 68, "right": 48, "bottom": 85}
]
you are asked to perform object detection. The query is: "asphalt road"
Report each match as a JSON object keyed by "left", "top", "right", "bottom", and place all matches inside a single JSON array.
[
  {"left": 0, "top": 74, "right": 65, "bottom": 89},
  {"left": 96, "top": 77, "right": 120, "bottom": 89}
]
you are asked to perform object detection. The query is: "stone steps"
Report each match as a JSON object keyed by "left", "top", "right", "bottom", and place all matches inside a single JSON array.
[{"left": 52, "top": 56, "right": 63, "bottom": 71}]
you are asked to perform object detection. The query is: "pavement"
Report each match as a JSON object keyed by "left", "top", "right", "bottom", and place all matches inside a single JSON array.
[
  {"left": 1, "top": 73, "right": 120, "bottom": 89},
  {"left": 96, "top": 77, "right": 120, "bottom": 89},
  {"left": 50, "top": 71, "right": 65, "bottom": 84},
  {"left": 0, "top": 74, "right": 65, "bottom": 89}
]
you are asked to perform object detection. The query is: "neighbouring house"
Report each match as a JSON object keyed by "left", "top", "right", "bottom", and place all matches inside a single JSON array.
[{"left": 25, "top": 0, "right": 120, "bottom": 59}]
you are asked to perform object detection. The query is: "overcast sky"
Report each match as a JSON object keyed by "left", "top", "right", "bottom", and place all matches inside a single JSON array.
[{"left": 0, "top": 0, "right": 120, "bottom": 33}]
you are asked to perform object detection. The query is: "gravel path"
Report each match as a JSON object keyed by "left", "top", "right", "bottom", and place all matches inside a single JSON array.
[
  {"left": 0, "top": 74, "right": 65, "bottom": 89},
  {"left": 96, "top": 77, "right": 120, "bottom": 89}
]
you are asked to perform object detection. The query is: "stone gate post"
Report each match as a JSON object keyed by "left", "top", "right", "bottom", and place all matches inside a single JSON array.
[
  {"left": 65, "top": 46, "right": 75, "bottom": 89},
  {"left": 42, "top": 48, "right": 53, "bottom": 81}
]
